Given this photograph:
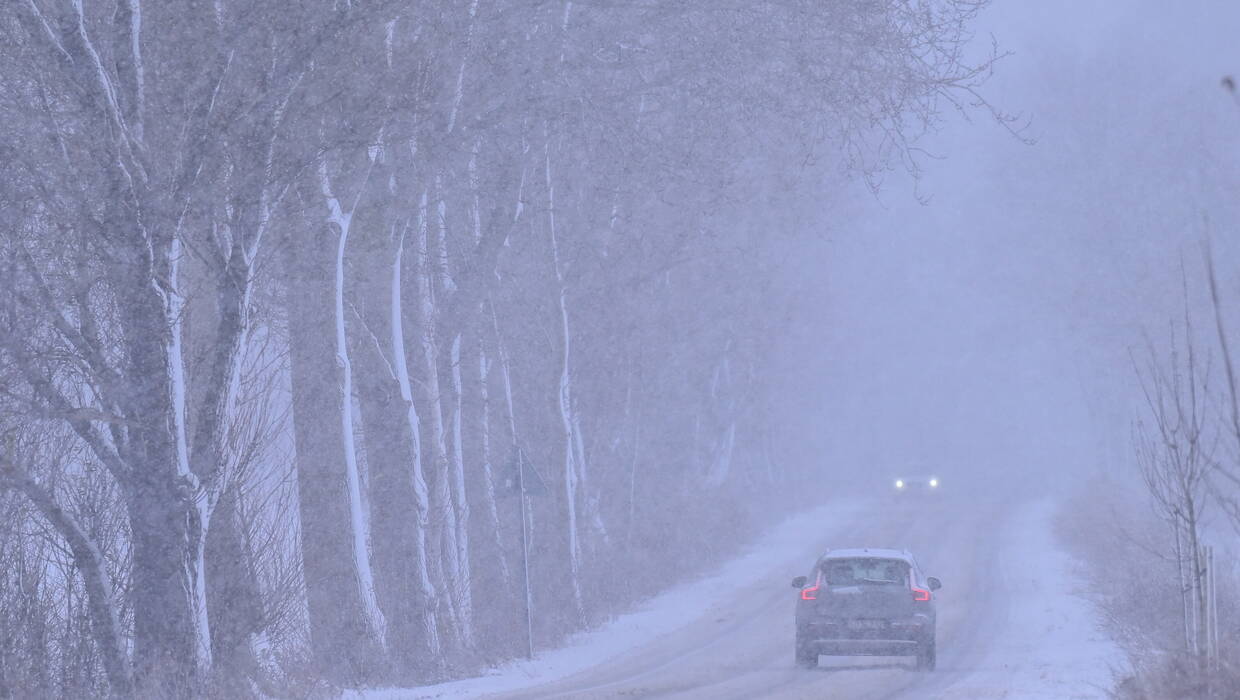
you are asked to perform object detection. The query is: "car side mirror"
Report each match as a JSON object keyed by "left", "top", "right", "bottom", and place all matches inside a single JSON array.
[
  {"left": 791, "top": 575, "right": 807, "bottom": 589},
  {"left": 927, "top": 577, "right": 942, "bottom": 591}
]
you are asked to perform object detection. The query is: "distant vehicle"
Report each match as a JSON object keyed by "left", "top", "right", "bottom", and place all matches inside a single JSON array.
[
  {"left": 792, "top": 548, "right": 941, "bottom": 670},
  {"left": 891, "top": 475, "right": 941, "bottom": 494}
]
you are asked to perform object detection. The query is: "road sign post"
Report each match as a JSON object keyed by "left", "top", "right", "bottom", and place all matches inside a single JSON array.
[
  {"left": 518, "top": 449, "right": 534, "bottom": 660},
  {"left": 503, "top": 446, "right": 546, "bottom": 660}
]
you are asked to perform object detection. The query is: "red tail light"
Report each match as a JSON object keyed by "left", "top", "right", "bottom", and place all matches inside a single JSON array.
[
  {"left": 912, "top": 587, "right": 931, "bottom": 602},
  {"left": 801, "top": 572, "right": 822, "bottom": 600}
]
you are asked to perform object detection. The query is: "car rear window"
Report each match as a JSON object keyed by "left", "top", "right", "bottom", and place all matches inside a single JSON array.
[{"left": 821, "top": 558, "right": 909, "bottom": 586}]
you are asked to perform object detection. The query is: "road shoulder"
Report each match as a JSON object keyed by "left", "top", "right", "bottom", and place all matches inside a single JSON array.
[{"left": 928, "top": 499, "right": 1124, "bottom": 700}]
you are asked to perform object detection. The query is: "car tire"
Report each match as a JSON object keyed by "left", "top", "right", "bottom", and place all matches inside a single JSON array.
[
  {"left": 915, "top": 635, "right": 936, "bottom": 671},
  {"left": 795, "top": 628, "right": 817, "bottom": 669}
]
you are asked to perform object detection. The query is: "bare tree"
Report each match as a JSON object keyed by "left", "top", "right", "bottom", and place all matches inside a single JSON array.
[
  {"left": 0, "top": 0, "right": 1014, "bottom": 693},
  {"left": 1133, "top": 313, "right": 1214, "bottom": 660},
  {"left": 0, "top": 427, "right": 132, "bottom": 697}
]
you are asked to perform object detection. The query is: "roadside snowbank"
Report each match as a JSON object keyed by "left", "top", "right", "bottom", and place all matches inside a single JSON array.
[
  {"left": 933, "top": 499, "right": 1125, "bottom": 699},
  {"left": 357, "top": 499, "right": 863, "bottom": 699}
]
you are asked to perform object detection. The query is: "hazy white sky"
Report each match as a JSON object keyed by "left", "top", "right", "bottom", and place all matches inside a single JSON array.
[{"left": 788, "top": 0, "right": 1240, "bottom": 489}]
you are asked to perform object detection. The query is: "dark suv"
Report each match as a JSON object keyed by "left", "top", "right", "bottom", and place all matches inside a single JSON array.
[{"left": 792, "top": 549, "right": 941, "bottom": 670}]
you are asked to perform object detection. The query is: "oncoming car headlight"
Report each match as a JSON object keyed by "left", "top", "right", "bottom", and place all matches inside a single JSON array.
[
  {"left": 929, "top": 478, "right": 939, "bottom": 488},
  {"left": 895, "top": 479, "right": 904, "bottom": 489}
]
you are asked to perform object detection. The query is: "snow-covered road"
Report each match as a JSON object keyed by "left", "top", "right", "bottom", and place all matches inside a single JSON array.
[{"left": 368, "top": 494, "right": 1122, "bottom": 699}]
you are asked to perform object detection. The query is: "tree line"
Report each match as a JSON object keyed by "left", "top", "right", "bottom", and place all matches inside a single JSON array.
[{"left": 0, "top": 1, "right": 1000, "bottom": 696}]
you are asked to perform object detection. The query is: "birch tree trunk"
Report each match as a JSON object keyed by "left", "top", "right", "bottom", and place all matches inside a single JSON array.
[
  {"left": 465, "top": 149, "right": 512, "bottom": 602},
  {"left": 111, "top": 240, "right": 215, "bottom": 697},
  {"left": 412, "top": 188, "right": 466, "bottom": 650},
  {"left": 491, "top": 303, "right": 541, "bottom": 650},
  {"left": 186, "top": 224, "right": 270, "bottom": 695},
  {"left": 285, "top": 214, "right": 386, "bottom": 685},
  {"left": 352, "top": 205, "right": 441, "bottom": 675},
  {"left": 472, "top": 335, "right": 511, "bottom": 591},
  {"left": 203, "top": 484, "right": 264, "bottom": 692},
  {"left": 543, "top": 129, "right": 586, "bottom": 623},
  {"left": 435, "top": 183, "right": 475, "bottom": 648},
  {"left": 445, "top": 333, "right": 475, "bottom": 647}
]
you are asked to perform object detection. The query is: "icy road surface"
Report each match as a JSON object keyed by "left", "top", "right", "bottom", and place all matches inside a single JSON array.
[{"left": 371, "top": 494, "right": 1122, "bottom": 699}]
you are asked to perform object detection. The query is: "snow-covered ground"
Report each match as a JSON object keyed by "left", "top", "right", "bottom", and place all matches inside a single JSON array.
[
  {"left": 931, "top": 500, "right": 1126, "bottom": 699},
  {"left": 357, "top": 496, "right": 1122, "bottom": 699},
  {"left": 356, "top": 500, "right": 866, "bottom": 699}
]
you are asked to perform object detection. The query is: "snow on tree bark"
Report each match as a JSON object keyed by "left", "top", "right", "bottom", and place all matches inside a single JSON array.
[
  {"left": 350, "top": 170, "right": 442, "bottom": 674},
  {"left": 0, "top": 0, "right": 1018, "bottom": 691},
  {"left": 284, "top": 194, "right": 386, "bottom": 684},
  {"left": 413, "top": 187, "right": 466, "bottom": 649},
  {"left": 543, "top": 127, "right": 586, "bottom": 623}
]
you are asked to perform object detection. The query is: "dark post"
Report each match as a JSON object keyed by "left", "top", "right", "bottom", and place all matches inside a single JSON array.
[{"left": 519, "top": 449, "right": 535, "bottom": 660}]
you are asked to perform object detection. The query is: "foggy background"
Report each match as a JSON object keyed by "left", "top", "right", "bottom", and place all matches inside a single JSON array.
[
  {"left": 2, "top": 0, "right": 1239, "bottom": 698},
  {"left": 782, "top": 0, "right": 1240, "bottom": 495}
]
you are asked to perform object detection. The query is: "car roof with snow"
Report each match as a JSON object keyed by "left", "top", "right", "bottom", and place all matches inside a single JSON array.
[{"left": 819, "top": 548, "right": 915, "bottom": 563}]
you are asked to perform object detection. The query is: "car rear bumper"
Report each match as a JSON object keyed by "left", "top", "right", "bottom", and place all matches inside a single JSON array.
[
  {"left": 798, "top": 619, "right": 930, "bottom": 656},
  {"left": 808, "top": 639, "right": 920, "bottom": 656}
]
